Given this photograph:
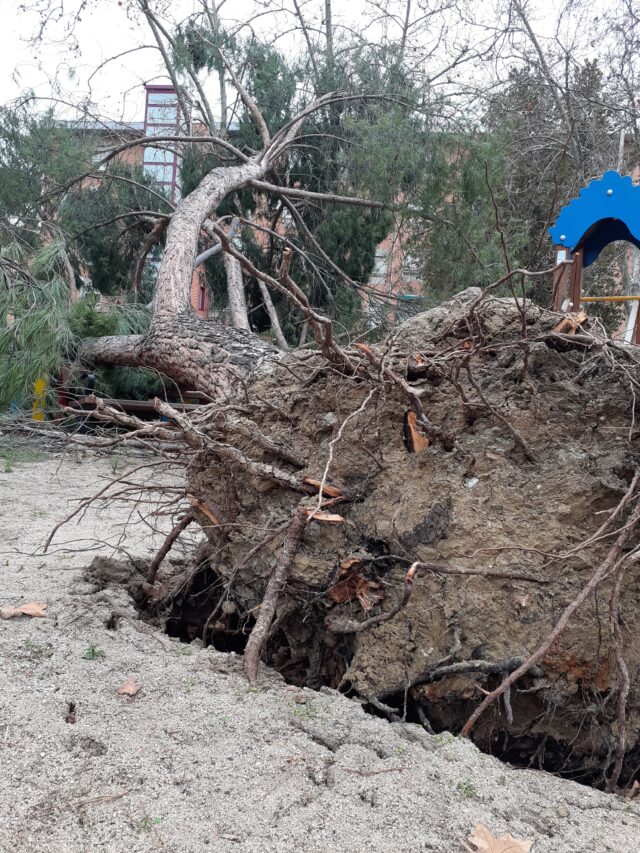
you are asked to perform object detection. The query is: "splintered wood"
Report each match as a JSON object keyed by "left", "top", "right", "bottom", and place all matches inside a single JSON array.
[
  {"left": 187, "top": 494, "right": 222, "bottom": 525},
  {"left": 403, "top": 411, "right": 430, "bottom": 453},
  {"left": 303, "top": 508, "right": 344, "bottom": 523},
  {"left": 302, "top": 477, "right": 344, "bottom": 499},
  {"left": 552, "top": 309, "right": 587, "bottom": 335}
]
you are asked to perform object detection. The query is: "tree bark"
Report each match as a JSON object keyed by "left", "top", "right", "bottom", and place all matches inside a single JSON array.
[
  {"left": 223, "top": 251, "right": 251, "bottom": 330},
  {"left": 82, "top": 314, "right": 277, "bottom": 402},
  {"left": 152, "top": 160, "right": 264, "bottom": 316},
  {"left": 81, "top": 334, "right": 145, "bottom": 367}
]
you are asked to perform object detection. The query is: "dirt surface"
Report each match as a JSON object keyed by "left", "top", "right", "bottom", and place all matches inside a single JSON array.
[{"left": 0, "top": 444, "right": 639, "bottom": 852}]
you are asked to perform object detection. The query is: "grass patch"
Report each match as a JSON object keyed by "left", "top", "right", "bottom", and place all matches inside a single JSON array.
[{"left": 83, "top": 643, "right": 106, "bottom": 660}]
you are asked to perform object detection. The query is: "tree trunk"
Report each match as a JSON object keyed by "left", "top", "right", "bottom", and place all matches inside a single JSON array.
[
  {"left": 82, "top": 313, "right": 276, "bottom": 402},
  {"left": 152, "top": 160, "right": 264, "bottom": 316},
  {"left": 257, "top": 281, "right": 289, "bottom": 350},
  {"left": 79, "top": 158, "right": 272, "bottom": 393}
]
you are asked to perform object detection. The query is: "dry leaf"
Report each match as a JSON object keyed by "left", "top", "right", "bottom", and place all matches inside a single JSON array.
[
  {"left": 0, "top": 601, "right": 48, "bottom": 620},
  {"left": 302, "top": 477, "right": 344, "bottom": 499},
  {"left": 303, "top": 508, "right": 344, "bottom": 523},
  {"left": 464, "top": 823, "right": 533, "bottom": 853},
  {"left": 403, "top": 411, "right": 430, "bottom": 453},
  {"left": 116, "top": 677, "right": 140, "bottom": 699},
  {"left": 328, "top": 561, "right": 384, "bottom": 611}
]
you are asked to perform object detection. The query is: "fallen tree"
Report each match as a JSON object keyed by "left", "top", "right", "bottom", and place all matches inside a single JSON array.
[
  {"left": 8, "top": 3, "right": 634, "bottom": 794},
  {"left": 38, "top": 87, "right": 638, "bottom": 792},
  {"left": 6, "top": 0, "right": 640, "bottom": 803}
]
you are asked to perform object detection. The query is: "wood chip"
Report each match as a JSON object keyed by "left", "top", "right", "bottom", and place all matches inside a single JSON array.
[
  {"left": 302, "top": 477, "right": 344, "bottom": 499},
  {"left": 303, "top": 508, "right": 344, "bottom": 523}
]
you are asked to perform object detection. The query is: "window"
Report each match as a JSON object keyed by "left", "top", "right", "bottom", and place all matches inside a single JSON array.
[
  {"left": 143, "top": 146, "right": 174, "bottom": 164},
  {"left": 145, "top": 123, "right": 177, "bottom": 137},
  {"left": 401, "top": 253, "right": 421, "bottom": 282},
  {"left": 147, "top": 104, "right": 179, "bottom": 124},
  {"left": 147, "top": 91, "right": 178, "bottom": 105},
  {"left": 143, "top": 163, "right": 174, "bottom": 183},
  {"left": 143, "top": 84, "right": 181, "bottom": 201},
  {"left": 369, "top": 249, "right": 388, "bottom": 285},
  {"left": 91, "top": 152, "right": 106, "bottom": 172}
]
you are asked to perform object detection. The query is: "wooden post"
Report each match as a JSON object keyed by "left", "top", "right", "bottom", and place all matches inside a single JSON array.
[
  {"left": 552, "top": 247, "right": 571, "bottom": 311},
  {"left": 568, "top": 248, "right": 583, "bottom": 311},
  {"left": 631, "top": 301, "right": 640, "bottom": 345}
]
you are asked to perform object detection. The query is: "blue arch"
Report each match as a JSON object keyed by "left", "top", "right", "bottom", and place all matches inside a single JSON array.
[{"left": 549, "top": 171, "right": 640, "bottom": 267}]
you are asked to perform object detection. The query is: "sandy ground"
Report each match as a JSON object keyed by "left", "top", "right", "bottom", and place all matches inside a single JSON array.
[{"left": 0, "top": 443, "right": 639, "bottom": 853}]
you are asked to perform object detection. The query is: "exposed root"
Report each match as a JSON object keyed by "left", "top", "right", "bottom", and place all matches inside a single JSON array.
[
  {"left": 147, "top": 512, "right": 194, "bottom": 585},
  {"left": 244, "top": 506, "right": 308, "bottom": 683},
  {"left": 607, "top": 550, "right": 637, "bottom": 792}
]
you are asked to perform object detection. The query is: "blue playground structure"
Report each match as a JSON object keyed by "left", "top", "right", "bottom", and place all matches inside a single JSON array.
[{"left": 549, "top": 170, "right": 640, "bottom": 343}]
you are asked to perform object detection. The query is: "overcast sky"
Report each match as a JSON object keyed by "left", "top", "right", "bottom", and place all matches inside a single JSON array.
[
  {"left": 1, "top": 1, "right": 203, "bottom": 121},
  {"left": 1, "top": 0, "right": 342, "bottom": 121},
  {"left": 0, "top": 0, "right": 611, "bottom": 124}
]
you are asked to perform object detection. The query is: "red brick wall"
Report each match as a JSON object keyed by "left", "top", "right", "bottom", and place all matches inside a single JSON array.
[{"left": 190, "top": 266, "right": 210, "bottom": 317}]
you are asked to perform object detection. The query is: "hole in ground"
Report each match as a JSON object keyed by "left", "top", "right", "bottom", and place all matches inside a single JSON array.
[
  {"left": 128, "top": 556, "right": 640, "bottom": 797},
  {"left": 365, "top": 687, "right": 640, "bottom": 793}
]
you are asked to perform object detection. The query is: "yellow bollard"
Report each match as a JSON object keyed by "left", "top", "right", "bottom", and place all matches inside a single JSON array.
[{"left": 32, "top": 377, "right": 47, "bottom": 421}]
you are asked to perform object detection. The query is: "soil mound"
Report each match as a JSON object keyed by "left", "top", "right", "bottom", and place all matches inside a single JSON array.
[{"left": 151, "top": 290, "right": 640, "bottom": 789}]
